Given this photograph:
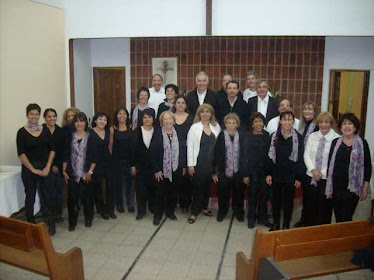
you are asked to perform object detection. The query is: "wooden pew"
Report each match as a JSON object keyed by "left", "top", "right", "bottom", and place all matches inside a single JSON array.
[
  {"left": 0, "top": 216, "right": 84, "bottom": 280},
  {"left": 236, "top": 220, "right": 374, "bottom": 280}
]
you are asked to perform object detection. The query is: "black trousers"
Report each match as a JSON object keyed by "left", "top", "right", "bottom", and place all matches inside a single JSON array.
[
  {"left": 248, "top": 169, "right": 269, "bottom": 223},
  {"left": 190, "top": 173, "right": 211, "bottom": 216},
  {"left": 178, "top": 173, "right": 192, "bottom": 209},
  {"left": 136, "top": 168, "right": 155, "bottom": 216},
  {"left": 217, "top": 173, "right": 245, "bottom": 217},
  {"left": 92, "top": 165, "right": 114, "bottom": 214},
  {"left": 299, "top": 175, "right": 308, "bottom": 221},
  {"left": 154, "top": 170, "right": 181, "bottom": 220},
  {"left": 304, "top": 177, "right": 333, "bottom": 226},
  {"left": 67, "top": 178, "right": 94, "bottom": 225},
  {"left": 50, "top": 169, "right": 64, "bottom": 217},
  {"left": 272, "top": 175, "right": 296, "bottom": 226},
  {"left": 21, "top": 163, "right": 55, "bottom": 223},
  {"left": 112, "top": 160, "right": 134, "bottom": 210},
  {"left": 333, "top": 189, "right": 360, "bottom": 223}
]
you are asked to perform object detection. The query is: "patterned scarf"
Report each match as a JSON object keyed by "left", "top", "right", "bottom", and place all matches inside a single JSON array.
[
  {"left": 162, "top": 127, "right": 179, "bottom": 182},
  {"left": 224, "top": 130, "right": 240, "bottom": 178},
  {"left": 71, "top": 132, "right": 88, "bottom": 183},
  {"left": 303, "top": 122, "right": 316, "bottom": 146},
  {"left": 325, "top": 135, "right": 365, "bottom": 199},
  {"left": 268, "top": 128, "right": 299, "bottom": 164},
  {"left": 311, "top": 136, "right": 326, "bottom": 186},
  {"left": 132, "top": 104, "right": 149, "bottom": 127},
  {"left": 27, "top": 121, "right": 41, "bottom": 131},
  {"left": 164, "top": 99, "right": 173, "bottom": 108}
]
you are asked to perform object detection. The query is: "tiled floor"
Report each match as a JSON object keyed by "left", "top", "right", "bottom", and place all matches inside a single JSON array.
[{"left": 1, "top": 197, "right": 373, "bottom": 280}]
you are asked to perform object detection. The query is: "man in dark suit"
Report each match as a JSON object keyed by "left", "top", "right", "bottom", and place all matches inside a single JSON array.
[
  {"left": 217, "top": 81, "right": 248, "bottom": 130},
  {"left": 186, "top": 71, "right": 218, "bottom": 116},
  {"left": 247, "top": 79, "right": 279, "bottom": 125}
]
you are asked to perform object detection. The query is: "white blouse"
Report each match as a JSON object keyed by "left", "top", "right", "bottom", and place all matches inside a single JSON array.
[{"left": 141, "top": 126, "right": 154, "bottom": 149}]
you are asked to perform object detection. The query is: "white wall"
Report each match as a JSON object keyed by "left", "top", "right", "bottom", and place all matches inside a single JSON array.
[
  {"left": 322, "top": 36, "right": 374, "bottom": 151},
  {"left": 73, "top": 39, "right": 93, "bottom": 119},
  {"left": 213, "top": 0, "right": 374, "bottom": 36},
  {"left": 90, "top": 38, "right": 131, "bottom": 111}
]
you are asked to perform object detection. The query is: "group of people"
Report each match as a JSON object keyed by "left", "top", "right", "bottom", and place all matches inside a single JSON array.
[{"left": 16, "top": 71, "right": 372, "bottom": 236}]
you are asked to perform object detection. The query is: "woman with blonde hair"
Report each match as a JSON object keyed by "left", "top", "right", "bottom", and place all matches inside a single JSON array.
[
  {"left": 62, "top": 107, "right": 80, "bottom": 138},
  {"left": 187, "top": 104, "right": 221, "bottom": 223}
]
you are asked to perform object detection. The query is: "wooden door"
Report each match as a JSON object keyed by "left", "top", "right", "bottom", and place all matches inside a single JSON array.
[{"left": 93, "top": 67, "right": 126, "bottom": 125}]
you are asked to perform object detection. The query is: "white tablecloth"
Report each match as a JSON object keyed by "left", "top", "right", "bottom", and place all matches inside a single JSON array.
[{"left": 0, "top": 165, "right": 40, "bottom": 217}]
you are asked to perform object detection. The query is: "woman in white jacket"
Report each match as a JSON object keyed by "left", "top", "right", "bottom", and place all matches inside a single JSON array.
[
  {"left": 187, "top": 104, "right": 221, "bottom": 224},
  {"left": 303, "top": 112, "right": 339, "bottom": 226}
]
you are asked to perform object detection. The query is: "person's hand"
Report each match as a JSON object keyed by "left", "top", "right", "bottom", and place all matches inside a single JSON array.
[
  {"left": 360, "top": 183, "right": 368, "bottom": 201},
  {"left": 41, "top": 166, "right": 51, "bottom": 177},
  {"left": 32, "top": 168, "right": 43, "bottom": 176},
  {"left": 154, "top": 171, "right": 163, "bottom": 182},
  {"left": 84, "top": 172, "right": 92, "bottom": 183},
  {"left": 294, "top": 180, "right": 301, "bottom": 188},
  {"left": 212, "top": 174, "right": 219, "bottom": 184},
  {"left": 188, "top": 166, "right": 195, "bottom": 177},
  {"left": 131, "top": 167, "right": 136, "bottom": 176},
  {"left": 62, "top": 171, "right": 69, "bottom": 184},
  {"left": 243, "top": 177, "right": 250, "bottom": 185},
  {"left": 182, "top": 168, "right": 187, "bottom": 176},
  {"left": 52, "top": 166, "right": 59, "bottom": 173},
  {"left": 311, "top": 169, "right": 323, "bottom": 181},
  {"left": 266, "top": 175, "right": 272, "bottom": 185}
]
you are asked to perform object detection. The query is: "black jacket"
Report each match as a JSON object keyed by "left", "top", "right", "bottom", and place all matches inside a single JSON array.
[
  {"left": 186, "top": 89, "right": 218, "bottom": 116},
  {"left": 212, "top": 130, "right": 247, "bottom": 177},
  {"left": 132, "top": 126, "right": 159, "bottom": 171},
  {"left": 130, "top": 107, "right": 156, "bottom": 128},
  {"left": 247, "top": 96, "right": 279, "bottom": 125},
  {"left": 217, "top": 97, "right": 249, "bottom": 129}
]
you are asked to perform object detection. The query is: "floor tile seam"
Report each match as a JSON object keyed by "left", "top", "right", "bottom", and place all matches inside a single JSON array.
[{"left": 215, "top": 215, "right": 234, "bottom": 280}]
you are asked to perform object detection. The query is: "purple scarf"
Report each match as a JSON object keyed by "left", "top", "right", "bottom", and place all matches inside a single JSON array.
[
  {"left": 71, "top": 132, "right": 88, "bottom": 183},
  {"left": 325, "top": 135, "right": 365, "bottom": 199},
  {"left": 268, "top": 128, "right": 299, "bottom": 164},
  {"left": 27, "top": 121, "right": 41, "bottom": 131},
  {"left": 162, "top": 127, "right": 179, "bottom": 182},
  {"left": 224, "top": 130, "right": 240, "bottom": 178},
  {"left": 303, "top": 122, "right": 316, "bottom": 146},
  {"left": 311, "top": 135, "right": 326, "bottom": 186},
  {"left": 132, "top": 104, "right": 149, "bottom": 127}
]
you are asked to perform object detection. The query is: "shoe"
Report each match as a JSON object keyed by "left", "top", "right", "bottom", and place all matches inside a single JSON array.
[
  {"left": 149, "top": 207, "right": 155, "bottom": 214},
  {"left": 68, "top": 224, "right": 76, "bottom": 232},
  {"left": 236, "top": 215, "right": 244, "bottom": 222},
  {"left": 293, "top": 218, "right": 304, "bottom": 228},
  {"left": 248, "top": 222, "right": 255, "bottom": 229},
  {"left": 55, "top": 217, "right": 64, "bottom": 224},
  {"left": 216, "top": 215, "right": 224, "bottom": 222},
  {"left": 283, "top": 223, "right": 290, "bottom": 230},
  {"left": 188, "top": 215, "right": 196, "bottom": 224},
  {"left": 269, "top": 223, "right": 280, "bottom": 232},
  {"left": 85, "top": 220, "right": 92, "bottom": 228},
  {"left": 128, "top": 207, "right": 135, "bottom": 213},
  {"left": 136, "top": 214, "right": 144, "bottom": 220},
  {"left": 153, "top": 219, "right": 161, "bottom": 226},
  {"left": 100, "top": 213, "right": 109, "bottom": 220},
  {"left": 201, "top": 210, "right": 213, "bottom": 217},
  {"left": 117, "top": 206, "right": 125, "bottom": 213},
  {"left": 48, "top": 224, "right": 56, "bottom": 236},
  {"left": 181, "top": 207, "right": 189, "bottom": 214},
  {"left": 166, "top": 214, "right": 177, "bottom": 221},
  {"left": 258, "top": 219, "right": 273, "bottom": 228},
  {"left": 109, "top": 213, "right": 117, "bottom": 219}
]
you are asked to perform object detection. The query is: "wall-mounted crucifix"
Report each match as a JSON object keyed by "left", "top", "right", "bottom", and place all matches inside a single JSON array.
[{"left": 206, "top": 0, "right": 212, "bottom": 35}]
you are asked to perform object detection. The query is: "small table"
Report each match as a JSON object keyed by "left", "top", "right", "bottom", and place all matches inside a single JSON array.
[{"left": 0, "top": 166, "right": 40, "bottom": 217}]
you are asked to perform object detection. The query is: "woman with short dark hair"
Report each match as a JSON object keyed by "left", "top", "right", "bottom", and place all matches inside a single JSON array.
[
  {"left": 156, "top": 84, "right": 179, "bottom": 120},
  {"left": 326, "top": 113, "right": 371, "bottom": 222},
  {"left": 17, "top": 103, "right": 56, "bottom": 235},
  {"left": 131, "top": 87, "right": 155, "bottom": 128}
]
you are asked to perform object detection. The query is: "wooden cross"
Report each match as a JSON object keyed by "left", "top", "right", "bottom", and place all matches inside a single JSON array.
[{"left": 206, "top": 0, "right": 212, "bottom": 35}]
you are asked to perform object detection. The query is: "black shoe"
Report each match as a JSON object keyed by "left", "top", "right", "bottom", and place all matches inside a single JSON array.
[
  {"left": 100, "top": 213, "right": 109, "bottom": 220},
  {"left": 236, "top": 215, "right": 244, "bottom": 222},
  {"left": 258, "top": 219, "right": 273, "bottom": 228},
  {"left": 181, "top": 207, "right": 189, "bottom": 214},
  {"left": 48, "top": 224, "right": 56, "bottom": 236},
  {"left": 282, "top": 223, "right": 290, "bottom": 230},
  {"left": 136, "top": 214, "right": 144, "bottom": 220},
  {"left": 166, "top": 214, "right": 177, "bottom": 221},
  {"left": 55, "top": 217, "right": 64, "bottom": 224},
  {"left": 216, "top": 214, "right": 225, "bottom": 222},
  {"left": 149, "top": 207, "right": 155, "bottom": 214},
  {"left": 128, "top": 207, "right": 135, "bottom": 213},
  {"left": 201, "top": 210, "right": 213, "bottom": 217},
  {"left": 85, "top": 220, "right": 92, "bottom": 228},
  {"left": 153, "top": 219, "right": 161, "bottom": 226},
  {"left": 68, "top": 224, "right": 76, "bottom": 232},
  {"left": 269, "top": 223, "right": 280, "bottom": 232},
  {"left": 293, "top": 218, "right": 304, "bottom": 228},
  {"left": 109, "top": 213, "right": 117, "bottom": 219},
  {"left": 248, "top": 222, "right": 255, "bottom": 229},
  {"left": 117, "top": 206, "right": 125, "bottom": 213}
]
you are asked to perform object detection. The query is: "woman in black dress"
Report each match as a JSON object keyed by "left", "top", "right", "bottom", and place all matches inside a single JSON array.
[
  {"left": 172, "top": 95, "right": 194, "bottom": 213},
  {"left": 266, "top": 111, "right": 304, "bottom": 231},
  {"left": 109, "top": 108, "right": 135, "bottom": 213},
  {"left": 243, "top": 112, "right": 272, "bottom": 229},
  {"left": 326, "top": 113, "right": 371, "bottom": 222},
  {"left": 132, "top": 109, "right": 158, "bottom": 220},
  {"left": 62, "top": 112, "right": 96, "bottom": 231},
  {"left": 131, "top": 87, "right": 155, "bottom": 129},
  {"left": 43, "top": 108, "right": 65, "bottom": 223},
  {"left": 17, "top": 103, "right": 56, "bottom": 234},
  {"left": 91, "top": 112, "right": 116, "bottom": 220},
  {"left": 156, "top": 84, "right": 178, "bottom": 120}
]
